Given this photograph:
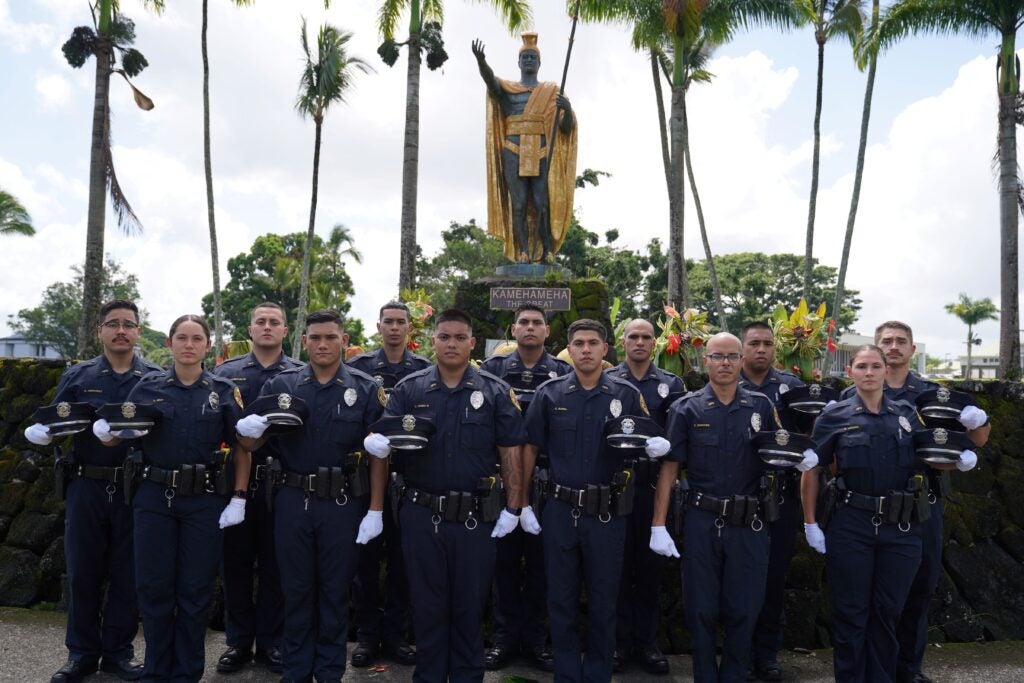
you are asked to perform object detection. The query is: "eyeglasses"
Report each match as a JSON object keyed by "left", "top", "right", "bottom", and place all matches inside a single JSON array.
[
  {"left": 100, "top": 320, "right": 139, "bottom": 331},
  {"left": 706, "top": 353, "right": 741, "bottom": 363}
]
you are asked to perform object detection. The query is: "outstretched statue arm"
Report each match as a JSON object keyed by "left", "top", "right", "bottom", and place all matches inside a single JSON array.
[{"left": 472, "top": 39, "right": 503, "bottom": 99}]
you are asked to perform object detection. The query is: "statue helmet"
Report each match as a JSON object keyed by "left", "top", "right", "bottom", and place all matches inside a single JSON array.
[{"left": 519, "top": 32, "right": 540, "bottom": 56}]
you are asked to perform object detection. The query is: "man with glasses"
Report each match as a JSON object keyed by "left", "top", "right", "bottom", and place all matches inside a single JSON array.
[
  {"left": 25, "top": 300, "right": 160, "bottom": 683},
  {"left": 648, "top": 333, "right": 817, "bottom": 683}
]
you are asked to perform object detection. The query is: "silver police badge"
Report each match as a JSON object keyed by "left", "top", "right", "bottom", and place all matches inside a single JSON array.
[
  {"left": 609, "top": 399, "right": 622, "bottom": 418},
  {"left": 809, "top": 384, "right": 821, "bottom": 399},
  {"left": 751, "top": 413, "right": 762, "bottom": 431},
  {"left": 934, "top": 428, "right": 948, "bottom": 445},
  {"left": 344, "top": 388, "right": 357, "bottom": 407},
  {"left": 373, "top": 375, "right": 385, "bottom": 386},
  {"left": 775, "top": 429, "right": 790, "bottom": 446},
  {"left": 521, "top": 370, "right": 534, "bottom": 385},
  {"left": 622, "top": 418, "right": 636, "bottom": 435},
  {"left": 937, "top": 387, "right": 951, "bottom": 403},
  {"left": 278, "top": 393, "right": 292, "bottom": 410},
  {"left": 899, "top": 416, "right": 912, "bottom": 432},
  {"left": 402, "top": 415, "right": 416, "bottom": 432},
  {"left": 56, "top": 402, "right": 71, "bottom": 418},
  {"left": 658, "top": 383, "right": 669, "bottom": 398},
  {"left": 208, "top": 392, "right": 220, "bottom": 410},
  {"left": 470, "top": 391, "right": 484, "bottom": 410},
  {"left": 122, "top": 402, "right": 136, "bottom": 419},
  {"left": 779, "top": 384, "right": 790, "bottom": 395}
]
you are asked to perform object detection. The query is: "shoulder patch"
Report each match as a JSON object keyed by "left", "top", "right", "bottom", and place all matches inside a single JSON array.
[
  {"left": 639, "top": 393, "right": 650, "bottom": 416},
  {"left": 378, "top": 386, "right": 388, "bottom": 408},
  {"left": 509, "top": 387, "right": 521, "bottom": 412},
  {"left": 233, "top": 386, "right": 244, "bottom": 409}
]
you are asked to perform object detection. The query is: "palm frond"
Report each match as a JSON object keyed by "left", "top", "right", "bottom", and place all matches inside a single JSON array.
[
  {"left": 0, "top": 189, "right": 35, "bottom": 236},
  {"left": 104, "top": 109, "right": 143, "bottom": 236},
  {"left": 377, "top": 0, "right": 408, "bottom": 40},
  {"left": 874, "top": 0, "right": 997, "bottom": 54}
]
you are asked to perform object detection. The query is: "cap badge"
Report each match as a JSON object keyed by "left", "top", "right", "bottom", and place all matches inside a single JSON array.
[
  {"left": 402, "top": 415, "right": 416, "bottom": 432},
  {"left": 622, "top": 418, "right": 635, "bottom": 435},
  {"left": 934, "top": 428, "right": 948, "bottom": 445},
  {"left": 809, "top": 384, "right": 821, "bottom": 398},
  {"left": 56, "top": 402, "right": 71, "bottom": 418},
  {"left": 373, "top": 375, "right": 385, "bottom": 386},
  {"left": 470, "top": 391, "right": 484, "bottom": 410},
  {"left": 751, "top": 413, "right": 762, "bottom": 431},
  {"left": 658, "top": 383, "right": 669, "bottom": 398},
  {"left": 122, "top": 402, "right": 136, "bottom": 419},
  {"left": 277, "top": 393, "right": 292, "bottom": 410},
  {"left": 937, "top": 387, "right": 950, "bottom": 403},
  {"left": 344, "top": 387, "right": 357, "bottom": 407},
  {"left": 775, "top": 429, "right": 790, "bottom": 446}
]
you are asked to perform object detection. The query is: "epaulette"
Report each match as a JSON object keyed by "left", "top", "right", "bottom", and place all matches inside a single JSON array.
[
  {"left": 138, "top": 369, "right": 169, "bottom": 383},
  {"left": 407, "top": 352, "right": 432, "bottom": 366},
  {"left": 346, "top": 351, "right": 377, "bottom": 364},
  {"left": 61, "top": 358, "right": 97, "bottom": 379},
  {"left": 394, "top": 366, "right": 434, "bottom": 388},
  {"left": 477, "top": 368, "right": 512, "bottom": 390},
  {"left": 345, "top": 365, "right": 380, "bottom": 386}
]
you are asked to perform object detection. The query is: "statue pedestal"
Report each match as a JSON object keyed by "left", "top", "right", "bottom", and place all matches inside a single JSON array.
[{"left": 494, "top": 263, "right": 573, "bottom": 279}]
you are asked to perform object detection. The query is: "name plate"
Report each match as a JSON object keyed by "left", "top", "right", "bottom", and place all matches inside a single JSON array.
[{"left": 489, "top": 287, "right": 572, "bottom": 311}]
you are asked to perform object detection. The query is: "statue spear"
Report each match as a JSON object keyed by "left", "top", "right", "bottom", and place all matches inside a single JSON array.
[{"left": 546, "top": 0, "right": 582, "bottom": 167}]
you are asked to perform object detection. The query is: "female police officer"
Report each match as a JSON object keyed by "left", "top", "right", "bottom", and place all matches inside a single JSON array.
[
  {"left": 93, "top": 314, "right": 256, "bottom": 682},
  {"left": 800, "top": 345, "right": 977, "bottom": 682}
]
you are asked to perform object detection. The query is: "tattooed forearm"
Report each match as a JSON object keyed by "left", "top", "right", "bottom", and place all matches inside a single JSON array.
[{"left": 499, "top": 446, "right": 524, "bottom": 508}]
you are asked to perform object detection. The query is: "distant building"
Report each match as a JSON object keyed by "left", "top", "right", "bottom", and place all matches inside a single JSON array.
[
  {"left": 0, "top": 334, "right": 63, "bottom": 359},
  {"left": 957, "top": 344, "right": 1001, "bottom": 380}
]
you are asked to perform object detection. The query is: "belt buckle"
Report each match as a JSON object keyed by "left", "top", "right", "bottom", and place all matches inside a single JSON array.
[
  {"left": 576, "top": 489, "right": 586, "bottom": 508},
  {"left": 170, "top": 469, "right": 179, "bottom": 489},
  {"left": 112, "top": 466, "right": 123, "bottom": 483},
  {"left": 254, "top": 464, "right": 266, "bottom": 480},
  {"left": 876, "top": 496, "right": 886, "bottom": 515},
  {"left": 436, "top": 494, "right": 447, "bottom": 514},
  {"left": 720, "top": 498, "right": 730, "bottom": 516},
  {"left": 305, "top": 474, "right": 317, "bottom": 493}
]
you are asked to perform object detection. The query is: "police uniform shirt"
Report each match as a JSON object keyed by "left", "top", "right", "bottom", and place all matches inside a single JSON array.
[
  {"left": 604, "top": 362, "right": 685, "bottom": 428},
  {"left": 664, "top": 384, "right": 780, "bottom": 497},
  {"left": 385, "top": 365, "right": 526, "bottom": 494},
  {"left": 260, "top": 364, "right": 385, "bottom": 475},
  {"left": 524, "top": 373, "right": 647, "bottom": 490},
  {"left": 215, "top": 351, "right": 303, "bottom": 459},
  {"left": 739, "top": 367, "right": 805, "bottom": 406},
  {"left": 811, "top": 394, "right": 924, "bottom": 497},
  {"left": 126, "top": 368, "right": 243, "bottom": 469},
  {"left": 347, "top": 348, "right": 432, "bottom": 392},
  {"left": 481, "top": 350, "right": 571, "bottom": 388},
  {"left": 51, "top": 354, "right": 161, "bottom": 467},
  {"left": 839, "top": 372, "right": 938, "bottom": 403}
]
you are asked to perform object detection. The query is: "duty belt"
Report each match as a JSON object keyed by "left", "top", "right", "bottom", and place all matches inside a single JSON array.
[
  {"left": 70, "top": 463, "right": 123, "bottom": 483},
  {"left": 404, "top": 487, "right": 490, "bottom": 531},
  {"left": 551, "top": 483, "right": 612, "bottom": 518},
  {"left": 689, "top": 490, "right": 766, "bottom": 533},
  {"left": 280, "top": 468, "right": 356, "bottom": 509},
  {"left": 629, "top": 456, "right": 661, "bottom": 486},
  {"left": 140, "top": 463, "right": 223, "bottom": 506}
]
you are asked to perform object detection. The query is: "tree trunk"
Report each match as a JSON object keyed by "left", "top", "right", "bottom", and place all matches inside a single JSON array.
[
  {"left": 651, "top": 49, "right": 671, "bottom": 199},
  {"left": 77, "top": 32, "right": 113, "bottom": 358},
  {"left": 292, "top": 120, "right": 322, "bottom": 358},
  {"left": 803, "top": 35, "right": 825, "bottom": 302},
  {"left": 668, "top": 83, "right": 689, "bottom": 309},
  {"left": 397, "top": 17, "right": 422, "bottom": 293},
  {"left": 682, "top": 95, "right": 727, "bottom": 330},
  {"left": 202, "top": 0, "right": 224, "bottom": 359},
  {"left": 966, "top": 327, "right": 973, "bottom": 379},
  {"left": 997, "top": 92, "right": 1020, "bottom": 379}
]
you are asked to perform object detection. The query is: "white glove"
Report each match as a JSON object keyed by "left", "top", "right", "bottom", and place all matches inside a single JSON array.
[
  {"left": 93, "top": 418, "right": 114, "bottom": 444},
  {"left": 364, "top": 433, "right": 391, "bottom": 459},
  {"left": 111, "top": 428, "right": 145, "bottom": 440},
  {"left": 218, "top": 497, "right": 246, "bottom": 529},
  {"left": 959, "top": 405, "right": 988, "bottom": 431},
  {"left": 24, "top": 423, "right": 52, "bottom": 446},
  {"left": 796, "top": 448, "right": 819, "bottom": 473},
  {"left": 356, "top": 510, "right": 384, "bottom": 544},
  {"left": 645, "top": 436, "right": 671, "bottom": 459},
  {"left": 236, "top": 414, "right": 269, "bottom": 439},
  {"left": 649, "top": 526, "right": 680, "bottom": 558},
  {"left": 957, "top": 449, "right": 978, "bottom": 472},
  {"left": 491, "top": 509, "right": 520, "bottom": 538},
  {"left": 520, "top": 505, "right": 542, "bottom": 534},
  {"left": 804, "top": 522, "right": 826, "bottom": 554}
]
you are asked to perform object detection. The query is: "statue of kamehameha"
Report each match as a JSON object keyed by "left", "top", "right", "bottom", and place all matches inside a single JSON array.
[{"left": 473, "top": 33, "right": 578, "bottom": 264}]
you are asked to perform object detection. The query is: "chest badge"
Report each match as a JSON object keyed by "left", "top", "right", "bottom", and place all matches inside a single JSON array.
[
  {"left": 56, "top": 402, "right": 71, "bottom": 418},
  {"left": 621, "top": 418, "right": 636, "bottom": 435},
  {"left": 344, "top": 387, "right": 358, "bottom": 407},
  {"left": 899, "top": 416, "right": 912, "bottom": 432},
  {"left": 609, "top": 399, "right": 622, "bottom": 418},
  {"left": 779, "top": 383, "right": 790, "bottom": 395},
  {"left": 122, "top": 402, "right": 137, "bottom": 419},
  {"left": 937, "top": 387, "right": 950, "bottom": 403},
  {"left": 278, "top": 393, "right": 292, "bottom": 410},
  {"left": 402, "top": 415, "right": 416, "bottom": 432},
  {"left": 657, "top": 382, "right": 669, "bottom": 398},
  {"left": 751, "top": 413, "right": 762, "bottom": 431},
  {"left": 470, "top": 390, "right": 484, "bottom": 410}
]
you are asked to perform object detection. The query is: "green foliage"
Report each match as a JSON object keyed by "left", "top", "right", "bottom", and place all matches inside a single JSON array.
[
  {"left": 421, "top": 21, "right": 448, "bottom": 70},
  {"left": 60, "top": 26, "right": 97, "bottom": 68},
  {"left": 120, "top": 48, "right": 148, "bottom": 78},
  {"left": 377, "top": 38, "right": 400, "bottom": 66},
  {"left": 296, "top": 19, "right": 372, "bottom": 122},
  {"left": 415, "top": 220, "right": 508, "bottom": 312},
  {"left": 556, "top": 222, "right": 652, "bottom": 322},
  {"left": 0, "top": 190, "right": 34, "bottom": 237},
  {"left": 61, "top": 13, "right": 150, "bottom": 78}
]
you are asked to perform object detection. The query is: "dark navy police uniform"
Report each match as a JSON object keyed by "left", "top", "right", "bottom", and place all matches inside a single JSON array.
[
  {"left": 603, "top": 362, "right": 685, "bottom": 658},
  {"left": 386, "top": 365, "right": 525, "bottom": 683},
  {"left": 812, "top": 394, "right": 926, "bottom": 682},
  {"left": 524, "top": 372, "right": 646, "bottom": 682},
  {"left": 127, "top": 367, "right": 243, "bottom": 682},
  {"left": 346, "top": 348, "right": 430, "bottom": 652},
  {"left": 260, "top": 363, "right": 385, "bottom": 682},
  {"left": 664, "top": 384, "right": 780, "bottom": 683},
  {"left": 480, "top": 349, "right": 571, "bottom": 658},
  {"left": 52, "top": 354, "right": 160, "bottom": 668},
  {"left": 214, "top": 351, "right": 302, "bottom": 659}
]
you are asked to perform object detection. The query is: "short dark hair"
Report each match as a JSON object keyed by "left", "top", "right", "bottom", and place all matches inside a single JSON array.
[
  {"left": 874, "top": 321, "right": 913, "bottom": 344},
  {"left": 514, "top": 304, "right": 547, "bottom": 322},
  {"left": 305, "top": 309, "right": 345, "bottom": 329},
  {"left": 568, "top": 318, "right": 607, "bottom": 342},
  {"left": 100, "top": 299, "right": 139, "bottom": 323},
  {"left": 849, "top": 344, "right": 887, "bottom": 367},
  {"left": 435, "top": 308, "right": 473, "bottom": 332},
  {"left": 169, "top": 314, "right": 210, "bottom": 340},
  {"left": 379, "top": 301, "right": 411, "bottom": 320},
  {"left": 741, "top": 321, "right": 773, "bottom": 343},
  {"left": 250, "top": 301, "right": 286, "bottom": 323}
]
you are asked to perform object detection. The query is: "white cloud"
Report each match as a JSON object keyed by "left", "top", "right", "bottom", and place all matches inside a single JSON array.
[{"left": 35, "top": 71, "right": 72, "bottom": 110}]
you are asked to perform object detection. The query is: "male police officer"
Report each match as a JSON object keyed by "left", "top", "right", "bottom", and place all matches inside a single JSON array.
[
  {"left": 214, "top": 302, "right": 302, "bottom": 674},
  {"left": 481, "top": 303, "right": 570, "bottom": 672},
  {"left": 738, "top": 322, "right": 805, "bottom": 681},
  {"left": 235, "top": 309, "right": 388, "bottom": 683},
  {"left": 604, "top": 318, "right": 685, "bottom": 675},
  {"left": 366, "top": 308, "right": 526, "bottom": 682},
  {"left": 523, "top": 318, "right": 665, "bottom": 681},
  {"left": 24, "top": 299, "right": 159, "bottom": 683},
  {"left": 650, "top": 333, "right": 816, "bottom": 683},
  {"left": 348, "top": 301, "right": 430, "bottom": 668}
]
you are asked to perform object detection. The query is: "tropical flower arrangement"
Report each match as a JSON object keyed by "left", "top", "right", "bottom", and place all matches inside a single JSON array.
[
  {"left": 400, "top": 288, "right": 436, "bottom": 359},
  {"left": 769, "top": 299, "right": 835, "bottom": 381},
  {"left": 653, "top": 305, "right": 712, "bottom": 376}
]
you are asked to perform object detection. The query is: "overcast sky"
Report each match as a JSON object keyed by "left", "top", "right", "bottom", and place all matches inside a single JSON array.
[{"left": 0, "top": 0, "right": 1015, "bottom": 361}]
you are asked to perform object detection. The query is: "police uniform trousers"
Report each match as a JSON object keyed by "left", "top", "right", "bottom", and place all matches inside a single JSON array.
[
  {"left": 65, "top": 477, "right": 138, "bottom": 664},
  {"left": 222, "top": 485, "right": 281, "bottom": 653},
  {"left": 274, "top": 486, "right": 363, "bottom": 682},
  {"left": 353, "top": 486, "right": 411, "bottom": 645},
  {"left": 492, "top": 523, "right": 548, "bottom": 652},
  {"left": 895, "top": 499, "right": 943, "bottom": 678},
  {"left": 682, "top": 507, "right": 769, "bottom": 683},
  {"left": 826, "top": 505, "right": 923, "bottom": 683},
  {"left": 133, "top": 481, "right": 225, "bottom": 682},
  {"left": 751, "top": 473, "right": 802, "bottom": 667},
  {"left": 616, "top": 475, "right": 665, "bottom": 654},
  {"left": 401, "top": 500, "right": 496, "bottom": 683},
  {"left": 542, "top": 498, "right": 626, "bottom": 683}
]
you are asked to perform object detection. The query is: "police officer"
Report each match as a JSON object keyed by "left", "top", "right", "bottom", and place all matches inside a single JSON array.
[
  {"left": 604, "top": 318, "right": 685, "bottom": 675},
  {"left": 24, "top": 300, "right": 158, "bottom": 683},
  {"left": 214, "top": 302, "right": 302, "bottom": 675},
  {"left": 650, "top": 333, "right": 816, "bottom": 683},
  {"left": 801, "top": 344, "right": 980, "bottom": 683},
  {"left": 739, "top": 322, "right": 805, "bottom": 682},
  {"left": 235, "top": 309, "right": 388, "bottom": 683},
  {"left": 95, "top": 314, "right": 255, "bottom": 682},
  {"left": 368, "top": 308, "right": 526, "bottom": 682},
  {"left": 481, "top": 303, "right": 570, "bottom": 672},
  {"left": 523, "top": 318, "right": 662, "bottom": 682},
  {"left": 842, "top": 323, "right": 989, "bottom": 683},
  {"left": 347, "top": 301, "right": 430, "bottom": 668}
]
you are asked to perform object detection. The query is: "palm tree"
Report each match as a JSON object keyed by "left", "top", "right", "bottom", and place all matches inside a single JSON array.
[
  {"left": 874, "top": 1, "right": 1024, "bottom": 379},
  {"left": 292, "top": 19, "right": 372, "bottom": 358},
  {"left": 945, "top": 292, "right": 998, "bottom": 379},
  {"left": 795, "top": 0, "right": 863, "bottom": 301},
  {"left": 201, "top": 0, "right": 253, "bottom": 361},
  {"left": 62, "top": 0, "right": 159, "bottom": 357},
  {"left": 376, "top": 0, "right": 532, "bottom": 292},
  {"left": 0, "top": 190, "right": 35, "bottom": 236}
]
